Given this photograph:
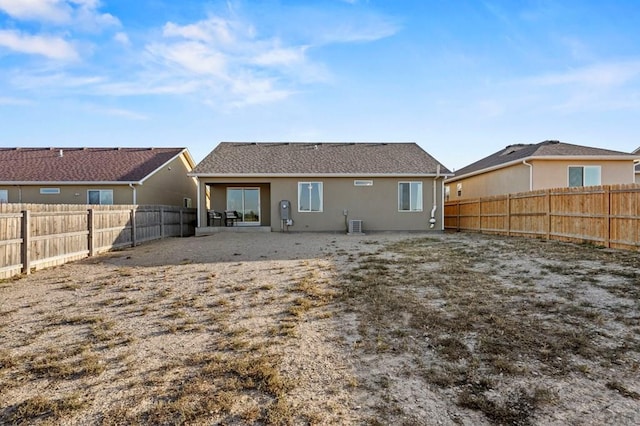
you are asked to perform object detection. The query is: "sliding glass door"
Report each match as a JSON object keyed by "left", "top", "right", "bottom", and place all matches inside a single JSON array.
[{"left": 226, "top": 188, "right": 260, "bottom": 225}]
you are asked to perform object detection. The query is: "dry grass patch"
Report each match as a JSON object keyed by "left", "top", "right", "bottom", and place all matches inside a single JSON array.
[{"left": 342, "top": 235, "right": 640, "bottom": 424}]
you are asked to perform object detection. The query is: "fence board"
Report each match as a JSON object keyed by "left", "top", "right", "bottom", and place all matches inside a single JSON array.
[
  {"left": 0, "top": 204, "right": 196, "bottom": 279},
  {"left": 445, "top": 184, "right": 640, "bottom": 251}
]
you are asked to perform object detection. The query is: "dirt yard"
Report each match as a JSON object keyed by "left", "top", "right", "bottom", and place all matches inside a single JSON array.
[{"left": 1, "top": 231, "right": 639, "bottom": 425}]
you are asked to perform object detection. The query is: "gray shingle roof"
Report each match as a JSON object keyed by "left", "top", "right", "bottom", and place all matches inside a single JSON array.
[
  {"left": 192, "top": 142, "right": 451, "bottom": 176},
  {"left": 0, "top": 147, "right": 188, "bottom": 183},
  {"left": 453, "top": 140, "right": 637, "bottom": 179}
]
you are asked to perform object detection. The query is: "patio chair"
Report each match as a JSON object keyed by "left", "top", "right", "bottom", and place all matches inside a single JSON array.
[
  {"left": 208, "top": 210, "right": 223, "bottom": 226},
  {"left": 224, "top": 210, "right": 239, "bottom": 226}
]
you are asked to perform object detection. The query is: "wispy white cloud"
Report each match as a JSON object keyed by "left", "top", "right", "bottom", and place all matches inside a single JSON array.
[
  {"left": 0, "top": 96, "right": 32, "bottom": 105},
  {"left": 0, "top": 0, "right": 71, "bottom": 23},
  {"left": 0, "top": 0, "right": 119, "bottom": 29},
  {"left": 530, "top": 61, "right": 640, "bottom": 88},
  {"left": 2, "top": 3, "right": 397, "bottom": 108},
  {"left": 113, "top": 31, "right": 130, "bottom": 46},
  {"left": 96, "top": 107, "right": 148, "bottom": 120},
  {"left": 0, "top": 29, "right": 78, "bottom": 60}
]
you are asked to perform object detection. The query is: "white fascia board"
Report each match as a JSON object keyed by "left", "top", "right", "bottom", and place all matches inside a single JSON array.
[
  {"left": 0, "top": 181, "right": 142, "bottom": 185},
  {"left": 188, "top": 172, "right": 455, "bottom": 178},
  {"left": 139, "top": 149, "right": 193, "bottom": 184},
  {"left": 445, "top": 155, "right": 640, "bottom": 183}
]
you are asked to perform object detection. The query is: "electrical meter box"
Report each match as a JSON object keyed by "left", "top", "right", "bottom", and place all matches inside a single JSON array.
[{"left": 280, "top": 200, "right": 291, "bottom": 220}]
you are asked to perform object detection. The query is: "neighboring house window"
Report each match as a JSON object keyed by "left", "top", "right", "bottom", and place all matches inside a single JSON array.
[
  {"left": 88, "top": 190, "right": 114, "bottom": 205},
  {"left": 568, "top": 166, "right": 601, "bottom": 187},
  {"left": 40, "top": 188, "right": 60, "bottom": 194},
  {"left": 183, "top": 197, "right": 192, "bottom": 208},
  {"left": 298, "top": 182, "right": 323, "bottom": 212},
  {"left": 0, "top": 189, "right": 7, "bottom": 203},
  {"left": 354, "top": 180, "right": 373, "bottom": 186},
  {"left": 398, "top": 182, "right": 423, "bottom": 212},
  {"left": 445, "top": 185, "right": 450, "bottom": 201},
  {"left": 457, "top": 183, "right": 462, "bottom": 197}
]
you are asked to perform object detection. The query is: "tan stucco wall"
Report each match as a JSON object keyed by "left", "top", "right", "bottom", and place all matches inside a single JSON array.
[
  {"left": 445, "top": 163, "right": 530, "bottom": 201},
  {"left": 0, "top": 153, "right": 197, "bottom": 206},
  {"left": 198, "top": 176, "right": 445, "bottom": 232},
  {"left": 531, "top": 159, "right": 636, "bottom": 189},
  {"left": 135, "top": 154, "right": 197, "bottom": 206},
  {"left": 445, "top": 159, "right": 637, "bottom": 200},
  {"left": 0, "top": 184, "right": 136, "bottom": 204}
]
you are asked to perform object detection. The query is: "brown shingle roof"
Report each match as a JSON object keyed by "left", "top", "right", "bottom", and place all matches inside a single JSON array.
[
  {"left": 191, "top": 142, "right": 451, "bottom": 175},
  {"left": 0, "top": 148, "right": 188, "bottom": 183},
  {"left": 453, "top": 140, "right": 637, "bottom": 179}
]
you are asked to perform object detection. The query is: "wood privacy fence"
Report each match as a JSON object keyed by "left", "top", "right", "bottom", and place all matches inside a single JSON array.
[
  {"left": 444, "top": 184, "right": 640, "bottom": 251},
  {"left": 0, "top": 204, "right": 197, "bottom": 279}
]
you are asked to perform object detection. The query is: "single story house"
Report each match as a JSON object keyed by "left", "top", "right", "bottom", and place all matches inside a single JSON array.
[
  {"left": 0, "top": 147, "right": 197, "bottom": 206},
  {"left": 634, "top": 147, "right": 640, "bottom": 183},
  {"left": 189, "top": 142, "right": 452, "bottom": 233},
  {"left": 445, "top": 140, "right": 639, "bottom": 201}
]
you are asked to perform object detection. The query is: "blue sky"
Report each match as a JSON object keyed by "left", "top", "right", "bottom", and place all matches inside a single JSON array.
[{"left": 1, "top": 0, "right": 639, "bottom": 170}]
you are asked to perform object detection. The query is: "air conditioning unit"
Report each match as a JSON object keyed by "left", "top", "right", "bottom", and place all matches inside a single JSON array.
[{"left": 348, "top": 219, "right": 363, "bottom": 235}]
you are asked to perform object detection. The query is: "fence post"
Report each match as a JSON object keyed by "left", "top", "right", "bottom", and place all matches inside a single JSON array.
[
  {"left": 604, "top": 186, "right": 611, "bottom": 248},
  {"left": 88, "top": 208, "right": 95, "bottom": 256},
  {"left": 506, "top": 194, "right": 511, "bottom": 237},
  {"left": 545, "top": 189, "right": 551, "bottom": 240},
  {"left": 160, "top": 207, "right": 165, "bottom": 239},
  {"left": 478, "top": 198, "right": 482, "bottom": 232},
  {"left": 456, "top": 201, "right": 461, "bottom": 231},
  {"left": 179, "top": 209, "right": 184, "bottom": 238},
  {"left": 21, "top": 210, "right": 31, "bottom": 275},
  {"left": 130, "top": 208, "right": 137, "bottom": 247}
]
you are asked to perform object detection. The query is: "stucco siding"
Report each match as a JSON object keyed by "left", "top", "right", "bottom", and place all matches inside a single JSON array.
[
  {"left": 0, "top": 153, "right": 197, "bottom": 206},
  {"left": 135, "top": 154, "right": 197, "bottom": 206},
  {"left": 0, "top": 184, "right": 134, "bottom": 204},
  {"left": 198, "top": 176, "right": 444, "bottom": 232},
  {"left": 532, "top": 159, "right": 636, "bottom": 189},
  {"left": 445, "top": 164, "right": 530, "bottom": 201}
]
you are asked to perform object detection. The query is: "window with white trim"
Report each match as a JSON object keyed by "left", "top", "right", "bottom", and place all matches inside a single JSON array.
[
  {"left": 298, "top": 182, "right": 323, "bottom": 212},
  {"left": 354, "top": 180, "right": 373, "bottom": 186},
  {"left": 88, "top": 189, "right": 114, "bottom": 205},
  {"left": 398, "top": 182, "right": 423, "bottom": 212},
  {"left": 568, "top": 166, "right": 601, "bottom": 187},
  {"left": 445, "top": 185, "right": 450, "bottom": 201},
  {"left": 0, "top": 189, "right": 8, "bottom": 203}
]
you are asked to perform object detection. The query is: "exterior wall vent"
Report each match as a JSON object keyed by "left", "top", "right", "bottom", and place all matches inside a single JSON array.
[{"left": 348, "top": 219, "right": 363, "bottom": 235}]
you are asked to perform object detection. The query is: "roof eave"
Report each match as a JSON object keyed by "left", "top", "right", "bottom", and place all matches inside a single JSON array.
[
  {"left": 0, "top": 181, "right": 144, "bottom": 185},
  {"left": 139, "top": 149, "right": 194, "bottom": 184},
  {"left": 189, "top": 172, "right": 455, "bottom": 178},
  {"left": 446, "top": 155, "right": 640, "bottom": 182}
]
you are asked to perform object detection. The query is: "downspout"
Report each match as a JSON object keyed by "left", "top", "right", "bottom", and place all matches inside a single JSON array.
[
  {"left": 522, "top": 160, "right": 533, "bottom": 191},
  {"left": 429, "top": 164, "right": 441, "bottom": 229},
  {"left": 129, "top": 183, "right": 137, "bottom": 204},
  {"left": 196, "top": 180, "right": 201, "bottom": 228}
]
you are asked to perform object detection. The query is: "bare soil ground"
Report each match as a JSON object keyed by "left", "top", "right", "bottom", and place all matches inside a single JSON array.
[{"left": 1, "top": 231, "right": 639, "bottom": 425}]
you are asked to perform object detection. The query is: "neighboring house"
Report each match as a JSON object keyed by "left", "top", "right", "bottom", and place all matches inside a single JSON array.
[
  {"left": 0, "top": 147, "right": 197, "bottom": 206},
  {"left": 634, "top": 147, "right": 640, "bottom": 183},
  {"left": 189, "top": 142, "right": 452, "bottom": 233},
  {"left": 445, "top": 140, "right": 639, "bottom": 201}
]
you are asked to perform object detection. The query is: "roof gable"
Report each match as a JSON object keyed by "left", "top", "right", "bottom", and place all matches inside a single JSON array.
[
  {"left": 192, "top": 142, "right": 451, "bottom": 176},
  {"left": 0, "top": 148, "right": 189, "bottom": 183},
  {"left": 453, "top": 140, "right": 637, "bottom": 179}
]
